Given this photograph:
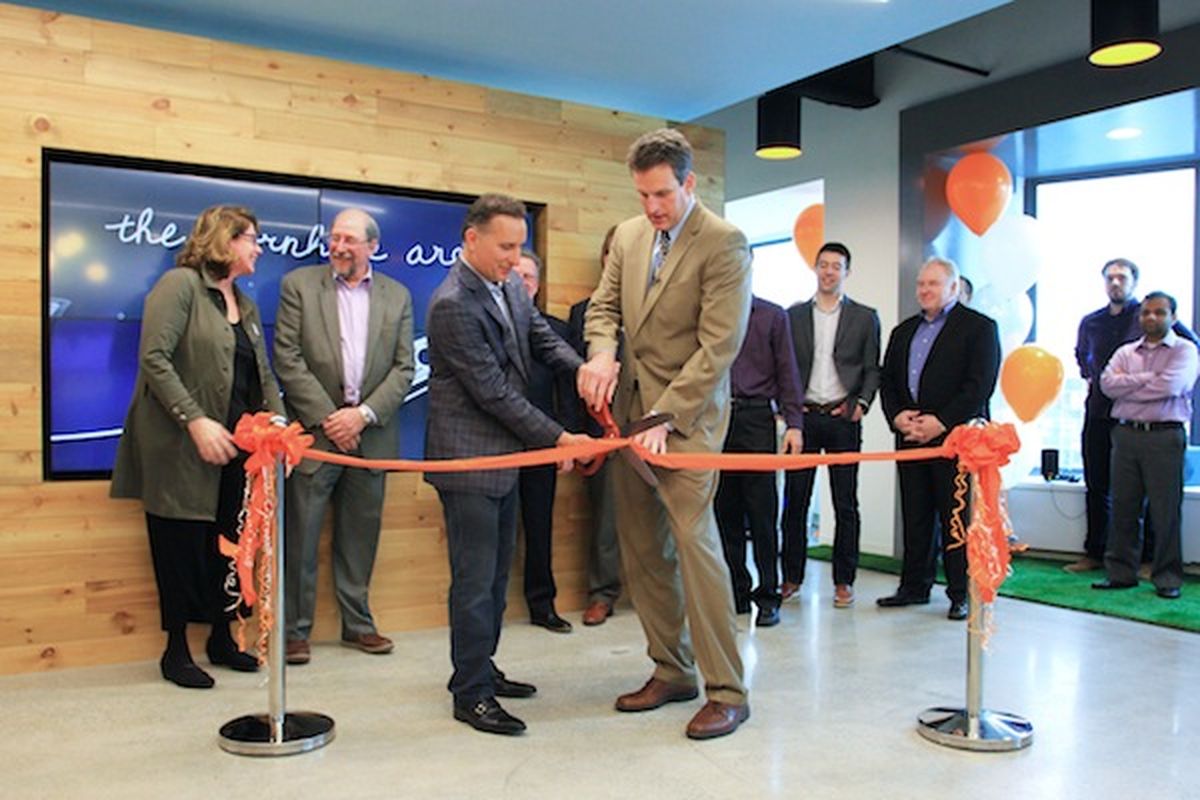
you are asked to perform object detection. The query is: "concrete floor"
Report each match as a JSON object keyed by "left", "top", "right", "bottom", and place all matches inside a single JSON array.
[{"left": 3, "top": 561, "right": 1196, "bottom": 800}]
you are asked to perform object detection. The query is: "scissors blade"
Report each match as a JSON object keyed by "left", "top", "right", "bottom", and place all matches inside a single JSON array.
[
  {"left": 619, "top": 447, "right": 659, "bottom": 487},
  {"left": 620, "top": 412, "right": 675, "bottom": 438}
]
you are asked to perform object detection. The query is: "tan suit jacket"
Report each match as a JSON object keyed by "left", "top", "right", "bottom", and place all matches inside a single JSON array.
[{"left": 583, "top": 201, "right": 751, "bottom": 705}]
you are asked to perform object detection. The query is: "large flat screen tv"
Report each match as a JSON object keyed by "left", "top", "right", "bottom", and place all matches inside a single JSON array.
[{"left": 43, "top": 150, "right": 533, "bottom": 479}]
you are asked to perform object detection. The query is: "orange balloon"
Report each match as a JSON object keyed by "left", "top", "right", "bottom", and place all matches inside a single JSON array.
[
  {"left": 1000, "top": 345, "right": 1064, "bottom": 422},
  {"left": 946, "top": 153, "right": 1012, "bottom": 236},
  {"left": 792, "top": 204, "right": 824, "bottom": 269}
]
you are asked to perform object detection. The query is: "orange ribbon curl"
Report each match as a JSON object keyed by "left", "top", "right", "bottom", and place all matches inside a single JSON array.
[{"left": 219, "top": 412, "right": 313, "bottom": 662}]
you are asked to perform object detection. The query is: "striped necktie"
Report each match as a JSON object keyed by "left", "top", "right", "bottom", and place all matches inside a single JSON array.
[{"left": 647, "top": 230, "right": 670, "bottom": 294}]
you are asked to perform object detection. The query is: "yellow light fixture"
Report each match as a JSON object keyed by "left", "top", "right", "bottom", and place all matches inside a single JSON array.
[
  {"left": 1089, "top": 0, "right": 1162, "bottom": 67},
  {"left": 756, "top": 92, "right": 801, "bottom": 160}
]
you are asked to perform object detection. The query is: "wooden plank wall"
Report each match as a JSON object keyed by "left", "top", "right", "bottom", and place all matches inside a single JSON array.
[{"left": 0, "top": 5, "right": 726, "bottom": 674}]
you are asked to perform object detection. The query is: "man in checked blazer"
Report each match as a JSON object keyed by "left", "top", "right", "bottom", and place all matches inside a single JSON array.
[
  {"left": 877, "top": 256, "right": 1000, "bottom": 621},
  {"left": 782, "top": 242, "right": 881, "bottom": 611},
  {"left": 274, "top": 208, "right": 415, "bottom": 664},
  {"left": 579, "top": 128, "right": 752, "bottom": 741},
  {"left": 425, "top": 194, "right": 590, "bottom": 737}
]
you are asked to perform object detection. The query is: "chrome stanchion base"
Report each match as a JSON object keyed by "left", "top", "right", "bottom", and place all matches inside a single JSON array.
[
  {"left": 917, "top": 706, "right": 1033, "bottom": 752},
  {"left": 218, "top": 712, "right": 335, "bottom": 757}
]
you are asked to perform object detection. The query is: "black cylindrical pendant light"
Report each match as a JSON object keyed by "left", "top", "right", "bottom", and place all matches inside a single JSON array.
[
  {"left": 755, "top": 92, "right": 801, "bottom": 160},
  {"left": 1089, "top": 0, "right": 1162, "bottom": 67}
]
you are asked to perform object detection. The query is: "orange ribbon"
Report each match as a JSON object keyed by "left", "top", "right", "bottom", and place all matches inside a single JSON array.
[{"left": 219, "top": 412, "right": 313, "bottom": 662}]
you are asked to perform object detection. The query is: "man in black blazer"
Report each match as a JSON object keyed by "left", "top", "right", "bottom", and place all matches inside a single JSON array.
[
  {"left": 425, "top": 194, "right": 590, "bottom": 735},
  {"left": 782, "top": 242, "right": 880, "bottom": 610},
  {"left": 513, "top": 249, "right": 580, "bottom": 633},
  {"left": 878, "top": 257, "right": 1000, "bottom": 621}
]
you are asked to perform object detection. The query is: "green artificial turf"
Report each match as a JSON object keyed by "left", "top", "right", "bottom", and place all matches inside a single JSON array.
[{"left": 807, "top": 545, "right": 1200, "bottom": 633}]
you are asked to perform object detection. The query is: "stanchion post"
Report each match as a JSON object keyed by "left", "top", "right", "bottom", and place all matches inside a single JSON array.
[
  {"left": 218, "top": 446, "right": 335, "bottom": 756},
  {"left": 916, "top": 475, "right": 1033, "bottom": 751}
]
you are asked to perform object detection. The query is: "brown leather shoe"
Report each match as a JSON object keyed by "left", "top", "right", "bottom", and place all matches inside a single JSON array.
[
  {"left": 781, "top": 581, "right": 801, "bottom": 600},
  {"left": 834, "top": 584, "right": 855, "bottom": 608},
  {"left": 582, "top": 601, "right": 613, "bottom": 626},
  {"left": 1062, "top": 556, "right": 1103, "bottom": 573},
  {"left": 615, "top": 677, "right": 699, "bottom": 712},
  {"left": 285, "top": 639, "right": 310, "bottom": 665},
  {"left": 685, "top": 700, "right": 750, "bottom": 740},
  {"left": 341, "top": 632, "right": 394, "bottom": 655}
]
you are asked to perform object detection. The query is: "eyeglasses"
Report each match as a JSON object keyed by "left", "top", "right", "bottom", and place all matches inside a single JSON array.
[
  {"left": 325, "top": 234, "right": 368, "bottom": 247},
  {"left": 234, "top": 231, "right": 259, "bottom": 243}
]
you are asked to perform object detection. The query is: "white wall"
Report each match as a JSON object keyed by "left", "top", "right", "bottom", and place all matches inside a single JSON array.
[{"left": 692, "top": 0, "right": 1200, "bottom": 559}]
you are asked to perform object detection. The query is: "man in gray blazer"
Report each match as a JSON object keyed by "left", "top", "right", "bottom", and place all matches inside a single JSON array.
[
  {"left": 273, "top": 208, "right": 415, "bottom": 664},
  {"left": 425, "top": 194, "right": 590, "bottom": 736},
  {"left": 782, "top": 242, "right": 881, "bottom": 610}
]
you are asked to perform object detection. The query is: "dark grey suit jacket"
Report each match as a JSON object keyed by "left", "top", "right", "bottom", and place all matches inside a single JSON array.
[
  {"left": 787, "top": 297, "right": 882, "bottom": 412},
  {"left": 424, "top": 260, "right": 582, "bottom": 496}
]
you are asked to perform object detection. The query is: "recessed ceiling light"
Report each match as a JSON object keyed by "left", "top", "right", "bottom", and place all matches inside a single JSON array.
[{"left": 1106, "top": 127, "right": 1143, "bottom": 140}]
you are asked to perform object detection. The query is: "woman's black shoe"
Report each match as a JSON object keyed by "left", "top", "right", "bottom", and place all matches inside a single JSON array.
[
  {"left": 160, "top": 654, "right": 215, "bottom": 689},
  {"left": 206, "top": 639, "right": 260, "bottom": 672}
]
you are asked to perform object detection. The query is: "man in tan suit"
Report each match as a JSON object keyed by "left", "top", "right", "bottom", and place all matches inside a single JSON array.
[{"left": 578, "top": 128, "right": 752, "bottom": 740}]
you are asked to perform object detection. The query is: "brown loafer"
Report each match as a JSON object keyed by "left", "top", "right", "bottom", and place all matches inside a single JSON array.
[
  {"left": 685, "top": 700, "right": 750, "bottom": 740},
  {"left": 615, "top": 677, "right": 699, "bottom": 712},
  {"left": 341, "top": 632, "right": 394, "bottom": 655},
  {"left": 781, "top": 581, "right": 801, "bottom": 600},
  {"left": 285, "top": 639, "right": 310, "bottom": 665},
  {"left": 833, "top": 584, "right": 855, "bottom": 608},
  {"left": 582, "top": 600, "right": 614, "bottom": 626}
]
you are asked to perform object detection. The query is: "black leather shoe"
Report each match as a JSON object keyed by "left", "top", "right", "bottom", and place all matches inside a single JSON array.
[
  {"left": 755, "top": 606, "right": 780, "bottom": 627},
  {"left": 947, "top": 601, "right": 968, "bottom": 621},
  {"left": 876, "top": 592, "right": 930, "bottom": 608},
  {"left": 1156, "top": 586, "right": 1182, "bottom": 599},
  {"left": 1091, "top": 579, "right": 1138, "bottom": 590},
  {"left": 454, "top": 697, "right": 526, "bottom": 735},
  {"left": 494, "top": 671, "right": 537, "bottom": 698},
  {"left": 160, "top": 654, "right": 215, "bottom": 689},
  {"left": 531, "top": 612, "right": 573, "bottom": 633},
  {"left": 206, "top": 639, "right": 260, "bottom": 672}
]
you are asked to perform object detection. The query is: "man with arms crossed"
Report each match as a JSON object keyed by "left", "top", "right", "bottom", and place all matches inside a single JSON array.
[
  {"left": 579, "top": 128, "right": 752, "bottom": 740},
  {"left": 782, "top": 242, "right": 880, "bottom": 610},
  {"left": 1093, "top": 291, "right": 1198, "bottom": 600}
]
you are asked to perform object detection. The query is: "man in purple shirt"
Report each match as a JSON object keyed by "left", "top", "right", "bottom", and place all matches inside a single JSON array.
[
  {"left": 1093, "top": 292, "right": 1198, "bottom": 599},
  {"left": 274, "top": 208, "right": 415, "bottom": 664},
  {"left": 1068, "top": 258, "right": 1198, "bottom": 573},
  {"left": 715, "top": 296, "right": 804, "bottom": 627}
]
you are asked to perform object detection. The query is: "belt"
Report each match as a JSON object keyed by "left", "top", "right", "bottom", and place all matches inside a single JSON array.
[
  {"left": 732, "top": 397, "right": 774, "bottom": 410},
  {"left": 803, "top": 398, "right": 847, "bottom": 415},
  {"left": 1118, "top": 420, "right": 1183, "bottom": 432}
]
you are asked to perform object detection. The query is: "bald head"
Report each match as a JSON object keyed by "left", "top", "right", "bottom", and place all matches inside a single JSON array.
[{"left": 328, "top": 207, "right": 380, "bottom": 283}]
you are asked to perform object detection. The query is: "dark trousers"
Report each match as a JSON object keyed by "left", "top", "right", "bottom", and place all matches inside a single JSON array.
[
  {"left": 439, "top": 487, "right": 518, "bottom": 705},
  {"left": 1082, "top": 410, "right": 1155, "bottom": 561},
  {"left": 782, "top": 413, "right": 863, "bottom": 586},
  {"left": 585, "top": 459, "right": 622, "bottom": 604},
  {"left": 1106, "top": 425, "right": 1186, "bottom": 589},
  {"left": 896, "top": 455, "right": 968, "bottom": 603},
  {"left": 518, "top": 464, "right": 557, "bottom": 617},
  {"left": 714, "top": 402, "right": 780, "bottom": 610}
]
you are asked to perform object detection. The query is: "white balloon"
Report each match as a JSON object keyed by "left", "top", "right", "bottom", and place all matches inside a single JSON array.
[
  {"left": 972, "top": 285, "right": 1033, "bottom": 355},
  {"left": 973, "top": 212, "right": 1044, "bottom": 298}
]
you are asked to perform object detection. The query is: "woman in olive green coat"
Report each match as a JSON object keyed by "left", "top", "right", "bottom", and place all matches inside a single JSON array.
[{"left": 112, "top": 205, "right": 285, "bottom": 688}]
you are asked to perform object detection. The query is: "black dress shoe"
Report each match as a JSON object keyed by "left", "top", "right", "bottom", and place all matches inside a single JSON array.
[
  {"left": 160, "top": 654, "right": 215, "bottom": 689},
  {"left": 1156, "top": 586, "right": 1182, "bottom": 599},
  {"left": 1091, "top": 579, "right": 1138, "bottom": 590},
  {"left": 454, "top": 697, "right": 526, "bottom": 735},
  {"left": 531, "top": 612, "right": 573, "bottom": 633},
  {"left": 755, "top": 606, "right": 780, "bottom": 627},
  {"left": 876, "top": 592, "right": 930, "bottom": 608},
  {"left": 947, "top": 601, "right": 968, "bottom": 621},
  {"left": 494, "top": 671, "right": 537, "bottom": 698},
  {"left": 206, "top": 639, "right": 260, "bottom": 672}
]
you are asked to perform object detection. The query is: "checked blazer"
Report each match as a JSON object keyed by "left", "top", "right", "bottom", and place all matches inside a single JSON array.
[{"left": 424, "top": 259, "right": 582, "bottom": 496}]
